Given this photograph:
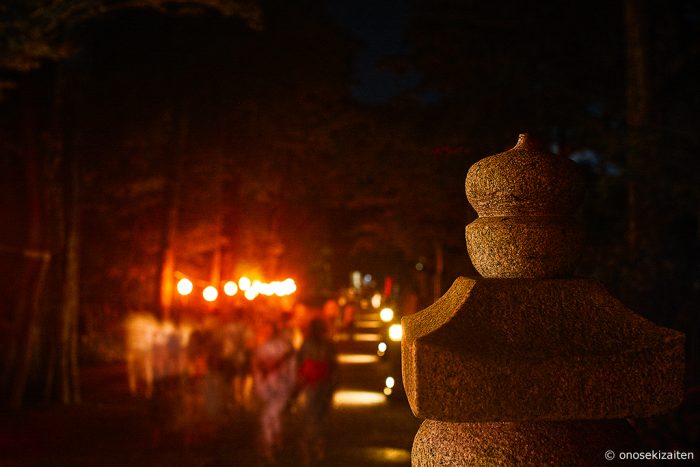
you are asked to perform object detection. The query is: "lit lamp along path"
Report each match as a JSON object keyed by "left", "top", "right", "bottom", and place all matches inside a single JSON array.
[
  {"left": 331, "top": 351, "right": 413, "bottom": 465},
  {"left": 333, "top": 353, "right": 385, "bottom": 407},
  {"left": 332, "top": 389, "right": 387, "bottom": 407},
  {"left": 332, "top": 304, "right": 402, "bottom": 405}
]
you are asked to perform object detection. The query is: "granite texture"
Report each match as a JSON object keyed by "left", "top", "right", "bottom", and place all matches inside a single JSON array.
[
  {"left": 465, "top": 134, "right": 585, "bottom": 218},
  {"left": 403, "top": 133, "right": 685, "bottom": 466},
  {"left": 402, "top": 276, "right": 685, "bottom": 422},
  {"left": 463, "top": 134, "right": 585, "bottom": 279},
  {"left": 465, "top": 217, "right": 583, "bottom": 278},
  {"left": 412, "top": 420, "right": 639, "bottom": 466}
]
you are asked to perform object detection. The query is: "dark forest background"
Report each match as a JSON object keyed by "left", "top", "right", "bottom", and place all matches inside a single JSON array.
[{"left": 0, "top": 0, "right": 698, "bottom": 409}]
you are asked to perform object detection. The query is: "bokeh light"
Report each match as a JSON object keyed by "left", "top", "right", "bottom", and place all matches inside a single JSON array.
[
  {"left": 388, "top": 324, "right": 402, "bottom": 341},
  {"left": 238, "top": 276, "right": 251, "bottom": 291},
  {"left": 203, "top": 286, "right": 218, "bottom": 302},
  {"left": 223, "top": 281, "right": 238, "bottom": 296},
  {"left": 176, "top": 278, "right": 193, "bottom": 296},
  {"left": 380, "top": 307, "right": 394, "bottom": 322}
]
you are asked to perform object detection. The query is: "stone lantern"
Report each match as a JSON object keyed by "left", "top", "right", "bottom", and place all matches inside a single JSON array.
[{"left": 402, "top": 134, "right": 684, "bottom": 465}]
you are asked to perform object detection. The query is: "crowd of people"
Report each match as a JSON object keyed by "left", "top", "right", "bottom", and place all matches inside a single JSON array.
[{"left": 124, "top": 301, "right": 337, "bottom": 465}]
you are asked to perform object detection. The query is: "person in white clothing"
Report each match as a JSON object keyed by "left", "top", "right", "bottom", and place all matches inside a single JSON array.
[{"left": 252, "top": 321, "right": 297, "bottom": 463}]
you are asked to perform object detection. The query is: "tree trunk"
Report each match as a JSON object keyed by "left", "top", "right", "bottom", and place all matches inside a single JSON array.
[
  {"left": 157, "top": 112, "right": 187, "bottom": 320},
  {"left": 60, "top": 129, "right": 81, "bottom": 405},
  {"left": 9, "top": 253, "right": 50, "bottom": 409},
  {"left": 624, "top": 0, "right": 651, "bottom": 254},
  {"left": 44, "top": 63, "right": 82, "bottom": 406},
  {"left": 4, "top": 82, "right": 51, "bottom": 409},
  {"left": 211, "top": 149, "right": 223, "bottom": 289}
]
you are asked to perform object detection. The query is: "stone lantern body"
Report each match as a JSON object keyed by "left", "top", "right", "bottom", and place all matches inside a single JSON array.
[{"left": 402, "top": 134, "right": 685, "bottom": 465}]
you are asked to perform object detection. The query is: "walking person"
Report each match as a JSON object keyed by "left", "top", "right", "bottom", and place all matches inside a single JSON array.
[
  {"left": 297, "top": 318, "right": 337, "bottom": 465},
  {"left": 252, "top": 321, "right": 297, "bottom": 464}
]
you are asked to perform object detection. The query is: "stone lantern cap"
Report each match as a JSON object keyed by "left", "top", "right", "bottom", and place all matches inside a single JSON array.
[{"left": 465, "top": 134, "right": 585, "bottom": 217}]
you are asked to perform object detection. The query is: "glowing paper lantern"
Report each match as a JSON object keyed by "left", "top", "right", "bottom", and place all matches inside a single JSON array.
[
  {"left": 223, "top": 281, "right": 238, "bottom": 296},
  {"left": 203, "top": 286, "right": 218, "bottom": 302},
  {"left": 177, "top": 278, "right": 193, "bottom": 296},
  {"left": 239, "top": 276, "right": 251, "bottom": 291}
]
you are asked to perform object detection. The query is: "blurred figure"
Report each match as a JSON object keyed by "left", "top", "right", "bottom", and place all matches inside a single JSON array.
[
  {"left": 149, "top": 321, "right": 184, "bottom": 446},
  {"left": 124, "top": 313, "right": 157, "bottom": 398},
  {"left": 252, "top": 321, "right": 297, "bottom": 464},
  {"left": 221, "top": 309, "right": 254, "bottom": 409},
  {"left": 322, "top": 299, "right": 340, "bottom": 339},
  {"left": 340, "top": 301, "right": 357, "bottom": 339},
  {"left": 297, "top": 318, "right": 337, "bottom": 465},
  {"left": 182, "top": 319, "right": 223, "bottom": 445}
]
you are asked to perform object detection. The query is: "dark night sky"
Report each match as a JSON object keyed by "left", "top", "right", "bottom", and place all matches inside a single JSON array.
[{"left": 326, "top": 0, "right": 419, "bottom": 103}]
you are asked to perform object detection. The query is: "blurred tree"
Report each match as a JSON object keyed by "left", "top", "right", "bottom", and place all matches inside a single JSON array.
[
  {"left": 0, "top": 0, "right": 261, "bottom": 72},
  {"left": 69, "top": 0, "right": 358, "bottom": 306},
  {"left": 0, "top": 0, "right": 262, "bottom": 408}
]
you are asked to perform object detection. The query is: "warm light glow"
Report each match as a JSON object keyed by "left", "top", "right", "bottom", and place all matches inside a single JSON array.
[
  {"left": 244, "top": 288, "right": 259, "bottom": 301},
  {"left": 176, "top": 278, "right": 193, "bottom": 296},
  {"left": 383, "top": 387, "right": 393, "bottom": 396},
  {"left": 358, "top": 447, "right": 411, "bottom": 463},
  {"left": 337, "top": 354, "right": 379, "bottom": 364},
  {"left": 283, "top": 278, "right": 297, "bottom": 294},
  {"left": 380, "top": 307, "right": 394, "bottom": 322},
  {"left": 356, "top": 320, "right": 382, "bottom": 328},
  {"left": 239, "top": 276, "right": 251, "bottom": 291},
  {"left": 354, "top": 333, "right": 381, "bottom": 342},
  {"left": 371, "top": 293, "right": 382, "bottom": 309},
  {"left": 203, "top": 286, "right": 218, "bottom": 302},
  {"left": 388, "top": 324, "right": 402, "bottom": 342},
  {"left": 333, "top": 390, "right": 386, "bottom": 407},
  {"left": 352, "top": 271, "right": 362, "bottom": 289},
  {"left": 385, "top": 376, "right": 395, "bottom": 389},
  {"left": 223, "top": 281, "right": 238, "bottom": 296},
  {"left": 378, "top": 342, "right": 387, "bottom": 353},
  {"left": 258, "top": 282, "right": 274, "bottom": 296},
  {"left": 238, "top": 276, "right": 296, "bottom": 300}
]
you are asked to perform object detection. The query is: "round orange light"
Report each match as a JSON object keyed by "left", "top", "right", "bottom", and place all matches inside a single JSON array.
[
  {"left": 223, "top": 281, "right": 238, "bottom": 296},
  {"left": 177, "top": 278, "right": 193, "bottom": 296},
  {"left": 244, "top": 288, "right": 259, "bottom": 301},
  {"left": 203, "top": 286, "right": 218, "bottom": 302},
  {"left": 239, "top": 276, "right": 251, "bottom": 291}
]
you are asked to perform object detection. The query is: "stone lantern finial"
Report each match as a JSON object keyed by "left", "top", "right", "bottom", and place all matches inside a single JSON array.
[
  {"left": 402, "top": 134, "right": 684, "bottom": 466},
  {"left": 465, "top": 133, "right": 585, "bottom": 278}
]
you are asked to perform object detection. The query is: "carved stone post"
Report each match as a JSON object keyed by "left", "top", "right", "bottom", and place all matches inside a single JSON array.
[{"left": 402, "top": 134, "right": 684, "bottom": 465}]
